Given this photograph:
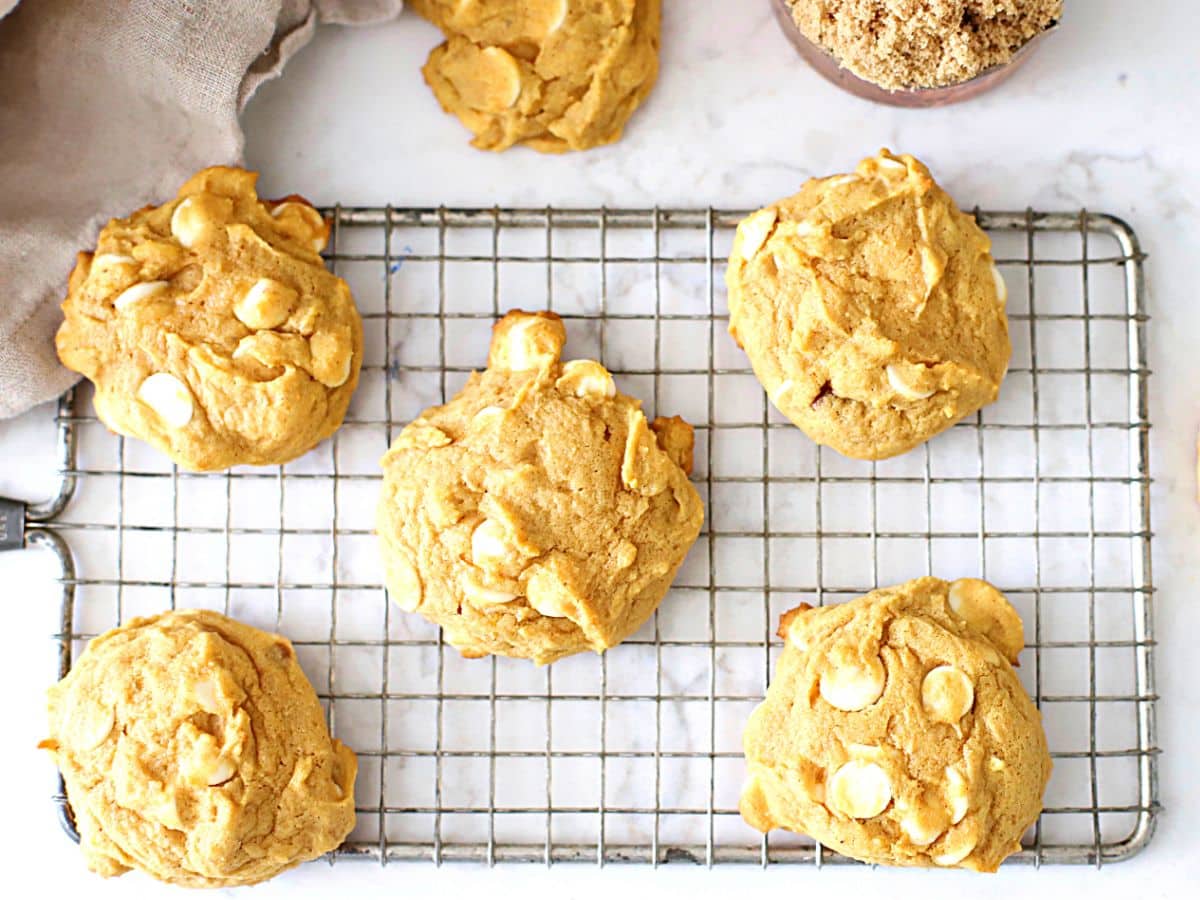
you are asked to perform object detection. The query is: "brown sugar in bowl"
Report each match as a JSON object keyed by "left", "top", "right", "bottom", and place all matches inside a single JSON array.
[{"left": 773, "top": 0, "right": 1061, "bottom": 108}]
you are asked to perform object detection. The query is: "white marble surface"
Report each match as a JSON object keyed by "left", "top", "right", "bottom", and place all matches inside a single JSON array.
[{"left": 3, "top": 1, "right": 1199, "bottom": 897}]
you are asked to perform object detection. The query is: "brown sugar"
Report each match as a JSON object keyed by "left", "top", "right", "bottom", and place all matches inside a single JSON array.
[{"left": 785, "top": 0, "right": 1062, "bottom": 90}]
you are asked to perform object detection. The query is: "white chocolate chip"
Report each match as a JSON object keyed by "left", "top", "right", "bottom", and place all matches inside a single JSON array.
[
  {"left": 193, "top": 678, "right": 220, "bottom": 713},
  {"left": 272, "top": 202, "right": 315, "bottom": 220},
  {"left": 828, "top": 760, "right": 892, "bottom": 819},
  {"left": 113, "top": 280, "right": 169, "bottom": 311},
  {"left": 471, "top": 519, "right": 510, "bottom": 571},
  {"left": 810, "top": 780, "right": 826, "bottom": 805},
  {"left": 947, "top": 578, "right": 1024, "bottom": 663},
  {"left": 385, "top": 552, "right": 423, "bottom": 611},
  {"left": 897, "top": 801, "right": 950, "bottom": 849},
  {"left": 393, "top": 420, "right": 452, "bottom": 452},
  {"left": 462, "top": 575, "right": 519, "bottom": 606},
  {"left": 92, "top": 253, "right": 136, "bottom": 269},
  {"left": 921, "top": 665, "right": 975, "bottom": 723},
  {"left": 73, "top": 702, "right": 114, "bottom": 751},
  {"left": 945, "top": 767, "right": 970, "bottom": 825},
  {"left": 900, "top": 810, "right": 946, "bottom": 847},
  {"left": 544, "top": 0, "right": 568, "bottom": 35},
  {"left": 271, "top": 201, "right": 327, "bottom": 253},
  {"left": 525, "top": 583, "right": 567, "bottom": 618},
  {"left": 932, "top": 828, "right": 979, "bottom": 867},
  {"left": 886, "top": 363, "right": 935, "bottom": 401},
  {"left": 527, "top": 592, "right": 568, "bottom": 618},
  {"left": 556, "top": 359, "right": 616, "bottom": 400},
  {"left": 231, "top": 335, "right": 277, "bottom": 368},
  {"left": 826, "top": 174, "right": 860, "bottom": 187},
  {"left": 497, "top": 317, "right": 560, "bottom": 371},
  {"left": 819, "top": 658, "right": 886, "bottom": 711},
  {"left": 523, "top": 563, "right": 576, "bottom": 619},
  {"left": 920, "top": 244, "right": 944, "bottom": 293},
  {"left": 948, "top": 579, "right": 988, "bottom": 620},
  {"left": 989, "top": 756, "right": 1006, "bottom": 772},
  {"left": 846, "top": 742, "right": 885, "bottom": 762},
  {"left": 234, "top": 278, "right": 297, "bottom": 330},
  {"left": 614, "top": 539, "right": 638, "bottom": 570},
  {"left": 170, "top": 197, "right": 207, "bottom": 248},
  {"left": 991, "top": 264, "right": 1008, "bottom": 306},
  {"left": 480, "top": 46, "right": 522, "bottom": 110},
  {"left": 916, "top": 203, "right": 932, "bottom": 239},
  {"left": 932, "top": 846, "right": 973, "bottom": 867},
  {"left": 206, "top": 757, "right": 236, "bottom": 787},
  {"left": 620, "top": 408, "right": 670, "bottom": 496},
  {"left": 309, "top": 330, "right": 354, "bottom": 388},
  {"left": 328, "top": 350, "right": 353, "bottom": 388},
  {"left": 470, "top": 406, "right": 508, "bottom": 429},
  {"left": 770, "top": 379, "right": 794, "bottom": 405},
  {"left": 736, "top": 208, "right": 777, "bottom": 262},
  {"left": 876, "top": 156, "right": 907, "bottom": 173},
  {"left": 137, "top": 373, "right": 194, "bottom": 428},
  {"left": 787, "top": 625, "right": 809, "bottom": 652}
]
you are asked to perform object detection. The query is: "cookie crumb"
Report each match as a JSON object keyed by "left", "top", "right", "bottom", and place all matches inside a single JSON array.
[{"left": 785, "top": 0, "right": 1062, "bottom": 90}]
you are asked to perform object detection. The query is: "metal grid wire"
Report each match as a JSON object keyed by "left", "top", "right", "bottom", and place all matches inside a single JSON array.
[{"left": 22, "top": 206, "right": 1156, "bottom": 867}]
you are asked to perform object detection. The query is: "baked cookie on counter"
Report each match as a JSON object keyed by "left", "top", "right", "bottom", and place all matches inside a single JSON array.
[
  {"left": 377, "top": 310, "right": 704, "bottom": 664},
  {"left": 412, "top": 0, "right": 661, "bottom": 152},
  {"left": 740, "top": 577, "right": 1050, "bottom": 871},
  {"left": 55, "top": 166, "right": 362, "bottom": 471},
  {"left": 726, "top": 150, "right": 1011, "bottom": 460},
  {"left": 42, "top": 609, "right": 357, "bottom": 887}
]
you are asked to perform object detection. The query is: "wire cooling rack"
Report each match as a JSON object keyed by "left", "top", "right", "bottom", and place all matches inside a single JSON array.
[{"left": 12, "top": 206, "right": 1156, "bottom": 868}]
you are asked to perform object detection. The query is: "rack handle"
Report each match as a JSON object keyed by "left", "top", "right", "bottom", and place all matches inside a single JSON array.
[{"left": 0, "top": 496, "right": 24, "bottom": 552}]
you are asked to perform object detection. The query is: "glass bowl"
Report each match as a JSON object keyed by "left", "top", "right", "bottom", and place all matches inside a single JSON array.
[{"left": 773, "top": 0, "right": 1060, "bottom": 108}]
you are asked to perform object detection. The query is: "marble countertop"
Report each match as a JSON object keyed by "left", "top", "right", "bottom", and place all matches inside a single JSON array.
[{"left": 2, "top": 1, "right": 1197, "bottom": 897}]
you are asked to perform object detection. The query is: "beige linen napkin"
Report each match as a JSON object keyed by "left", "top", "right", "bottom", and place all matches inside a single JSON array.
[{"left": 0, "top": 0, "right": 403, "bottom": 418}]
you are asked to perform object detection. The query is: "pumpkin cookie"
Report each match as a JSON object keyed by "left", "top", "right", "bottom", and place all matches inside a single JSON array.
[
  {"left": 55, "top": 166, "right": 362, "bottom": 471},
  {"left": 740, "top": 577, "right": 1050, "bottom": 871},
  {"left": 42, "top": 609, "right": 357, "bottom": 887},
  {"left": 377, "top": 310, "right": 704, "bottom": 664},
  {"left": 726, "top": 150, "right": 1010, "bottom": 459},
  {"left": 412, "top": 0, "right": 661, "bottom": 152}
]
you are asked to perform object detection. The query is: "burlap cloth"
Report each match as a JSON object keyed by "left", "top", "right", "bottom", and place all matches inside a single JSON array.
[{"left": 0, "top": 0, "right": 403, "bottom": 418}]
